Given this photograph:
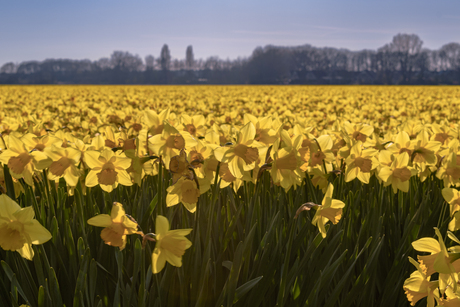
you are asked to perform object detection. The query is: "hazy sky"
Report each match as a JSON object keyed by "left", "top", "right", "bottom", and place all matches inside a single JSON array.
[{"left": 1, "top": 0, "right": 459, "bottom": 65}]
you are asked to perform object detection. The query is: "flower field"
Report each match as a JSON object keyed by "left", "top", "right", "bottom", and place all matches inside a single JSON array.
[{"left": 1, "top": 85, "right": 460, "bottom": 306}]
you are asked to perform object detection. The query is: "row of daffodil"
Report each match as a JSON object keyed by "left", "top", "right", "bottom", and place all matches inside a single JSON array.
[
  {"left": 0, "top": 114, "right": 458, "bottom": 190},
  {"left": 1, "top": 86, "right": 460, "bottom": 137},
  {"left": 1, "top": 115, "right": 460, "bottom": 223}
]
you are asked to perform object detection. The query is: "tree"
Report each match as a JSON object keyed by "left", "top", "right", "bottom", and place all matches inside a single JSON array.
[
  {"left": 110, "top": 51, "right": 143, "bottom": 72},
  {"left": 95, "top": 58, "right": 112, "bottom": 70},
  {"left": 145, "top": 55, "right": 155, "bottom": 70},
  {"left": 388, "top": 34, "right": 423, "bottom": 83},
  {"left": 0, "top": 62, "right": 17, "bottom": 74},
  {"left": 439, "top": 43, "right": 460, "bottom": 71},
  {"left": 185, "top": 45, "right": 194, "bottom": 70},
  {"left": 159, "top": 44, "right": 171, "bottom": 71}
]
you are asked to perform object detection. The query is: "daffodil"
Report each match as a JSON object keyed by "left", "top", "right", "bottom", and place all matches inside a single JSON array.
[
  {"left": 411, "top": 131, "right": 441, "bottom": 174},
  {"left": 87, "top": 202, "right": 138, "bottom": 250},
  {"left": 166, "top": 177, "right": 204, "bottom": 213},
  {"left": 270, "top": 130, "right": 302, "bottom": 191},
  {"left": 342, "top": 121, "right": 374, "bottom": 146},
  {"left": 311, "top": 183, "right": 345, "bottom": 238},
  {"left": 143, "top": 108, "right": 170, "bottom": 136},
  {"left": 169, "top": 149, "right": 193, "bottom": 184},
  {"left": 378, "top": 152, "right": 417, "bottom": 193},
  {"left": 431, "top": 123, "right": 456, "bottom": 146},
  {"left": 344, "top": 141, "right": 379, "bottom": 184},
  {"left": 0, "top": 135, "right": 51, "bottom": 186},
  {"left": 403, "top": 257, "right": 440, "bottom": 307},
  {"left": 214, "top": 122, "right": 263, "bottom": 179},
  {"left": 0, "top": 194, "right": 52, "bottom": 260},
  {"left": 84, "top": 148, "right": 133, "bottom": 192},
  {"left": 412, "top": 228, "right": 460, "bottom": 294},
  {"left": 187, "top": 139, "right": 217, "bottom": 179},
  {"left": 181, "top": 114, "right": 206, "bottom": 137},
  {"left": 310, "top": 168, "right": 330, "bottom": 192},
  {"left": 387, "top": 131, "right": 413, "bottom": 157},
  {"left": 21, "top": 133, "right": 62, "bottom": 152},
  {"left": 300, "top": 135, "right": 335, "bottom": 172},
  {"left": 152, "top": 215, "right": 192, "bottom": 274},
  {"left": 442, "top": 188, "right": 460, "bottom": 217},
  {"left": 244, "top": 114, "right": 277, "bottom": 146},
  {"left": 44, "top": 145, "right": 82, "bottom": 187},
  {"left": 148, "top": 122, "right": 197, "bottom": 169},
  {"left": 437, "top": 152, "right": 460, "bottom": 188}
]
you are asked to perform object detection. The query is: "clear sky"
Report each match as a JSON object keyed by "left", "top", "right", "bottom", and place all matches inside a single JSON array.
[{"left": 1, "top": 0, "right": 459, "bottom": 65}]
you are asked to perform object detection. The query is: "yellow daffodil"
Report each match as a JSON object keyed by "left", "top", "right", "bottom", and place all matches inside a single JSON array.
[
  {"left": 87, "top": 202, "right": 138, "bottom": 250},
  {"left": 378, "top": 152, "right": 417, "bottom": 193},
  {"left": 342, "top": 121, "right": 374, "bottom": 146},
  {"left": 443, "top": 188, "right": 460, "bottom": 231},
  {"left": 169, "top": 149, "right": 193, "bottom": 184},
  {"left": 344, "top": 141, "right": 379, "bottom": 184},
  {"left": 152, "top": 215, "right": 192, "bottom": 274},
  {"left": 310, "top": 168, "right": 330, "bottom": 192},
  {"left": 21, "top": 133, "right": 62, "bottom": 152},
  {"left": 300, "top": 135, "right": 335, "bottom": 172},
  {"left": 244, "top": 114, "right": 277, "bottom": 146},
  {"left": 0, "top": 194, "right": 52, "bottom": 260},
  {"left": 431, "top": 123, "right": 456, "bottom": 146},
  {"left": 143, "top": 108, "right": 170, "bottom": 136},
  {"left": 148, "top": 122, "right": 197, "bottom": 169},
  {"left": 387, "top": 131, "right": 413, "bottom": 157},
  {"left": 0, "top": 135, "right": 51, "bottom": 186},
  {"left": 44, "top": 145, "right": 82, "bottom": 187},
  {"left": 270, "top": 130, "right": 302, "bottom": 191},
  {"left": 311, "top": 183, "right": 345, "bottom": 238},
  {"left": 181, "top": 114, "right": 206, "bottom": 137},
  {"left": 403, "top": 257, "right": 440, "bottom": 307},
  {"left": 442, "top": 188, "right": 460, "bottom": 217},
  {"left": 166, "top": 176, "right": 208, "bottom": 213},
  {"left": 412, "top": 228, "right": 460, "bottom": 294},
  {"left": 214, "top": 122, "right": 263, "bottom": 179},
  {"left": 437, "top": 152, "right": 460, "bottom": 188},
  {"left": 411, "top": 131, "right": 441, "bottom": 173},
  {"left": 84, "top": 148, "right": 133, "bottom": 192}
]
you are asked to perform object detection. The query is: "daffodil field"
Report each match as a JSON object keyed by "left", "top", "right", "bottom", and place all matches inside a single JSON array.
[{"left": 2, "top": 85, "right": 460, "bottom": 306}]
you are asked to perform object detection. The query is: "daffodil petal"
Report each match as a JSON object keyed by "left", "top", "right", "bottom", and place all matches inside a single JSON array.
[
  {"left": 25, "top": 220, "right": 52, "bottom": 244},
  {"left": 152, "top": 247, "right": 166, "bottom": 274},
  {"left": 155, "top": 215, "right": 170, "bottom": 235},
  {"left": 87, "top": 214, "right": 113, "bottom": 227}
]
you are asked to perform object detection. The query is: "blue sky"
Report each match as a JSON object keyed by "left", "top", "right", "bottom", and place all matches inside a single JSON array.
[{"left": 1, "top": 0, "right": 459, "bottom": 65}]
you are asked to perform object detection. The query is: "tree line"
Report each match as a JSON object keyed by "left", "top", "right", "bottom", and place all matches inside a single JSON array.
[{"left": 1, "top": 34, "right": 459, "bottom": 85}]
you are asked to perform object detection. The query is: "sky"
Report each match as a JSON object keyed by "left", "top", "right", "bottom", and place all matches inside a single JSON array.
[{"left": 1, "top": 0, "right": 459, "bottom": 65}]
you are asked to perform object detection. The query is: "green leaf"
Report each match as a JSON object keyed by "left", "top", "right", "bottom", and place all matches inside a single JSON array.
[
  {"left": 48, "top": 267, "right": 63, "bottom": 307},
  {"left": 234, "top": 276, "right": 263, "bottom": 303}
]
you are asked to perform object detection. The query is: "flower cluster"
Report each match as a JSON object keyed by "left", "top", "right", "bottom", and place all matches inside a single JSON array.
[
  {"left": 87, "top": 202, "right": 192, "bottom": 274},
  {"left": 405, "top": 228, "right": 460, "bottom": 306}
]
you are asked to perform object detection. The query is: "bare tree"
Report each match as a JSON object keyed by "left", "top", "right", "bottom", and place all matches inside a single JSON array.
[
  {"left": 389, "top": 34, "right": 423, "bottom": 83},
  {"left": 110, "top": 51, "right": 143, "bottom": 71},
  {"left": 440, "top": 43, "right": 460, "bottom": 71},
  {"left": 95, "top": 57, "right": 112, "bottom": 70}
]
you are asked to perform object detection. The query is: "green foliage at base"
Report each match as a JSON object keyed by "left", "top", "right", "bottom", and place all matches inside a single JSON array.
[{"left": 0, "top": 165, "right": 448, "bottom": 306}]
